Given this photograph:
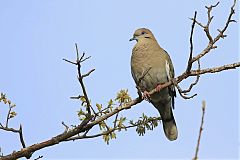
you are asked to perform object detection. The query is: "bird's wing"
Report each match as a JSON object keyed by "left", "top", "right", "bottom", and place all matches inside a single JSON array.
[{"left": 163, "top": 50, "right": 176, "bottom": 109}]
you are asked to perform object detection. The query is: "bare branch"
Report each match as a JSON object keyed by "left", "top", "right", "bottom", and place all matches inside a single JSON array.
[
  {"left": 182, "top": 60, "right": 201, "bottom": 94},
  {"left": 62, "top": 122, "right": 69, "bottom": 133},
  {"left": 0, "top": 117, "right": 92, "bottom": 160},
  {"left": 75, "top": 43, "right": 80, "bottom": 62},
  {"left": 191, "top": 0, "right": 236, "bottom": 63},
  {"left": 19, "top": 124, "right": 26, "bottom": 148},
  {"left": 190, "top": 62, "right": 240, "bottom": 76},
  {"left": 5, "top": 105, "right": 13, "bottom": 128},
  {"left": 193, "top": 101, "right": 206, "bottom": 160},
  {"left": 70, "top": 95, "right": 84, "bottom": 99},
  {"left": 77, "top": 63, "right": 92, "bottom": 115},
  {"left": 186, "top": 11, "right": 197, "bottom": 73},
  {"left": 148, "top": 61, "right": 239, "bottom": 97},
  {"left": 174, "top": 83, "right": 197, "bottom": 99},
  {"left": 64, "top": 44, "right": 93, "bottom": 116},
  {"left": 213, "top": 0, "right": 236, "bottom": 43},
  {"left": 0, "top": 126, "right": 19, "bottom": 133},
  {"left": 137, "top": 67, "right": 152, "bottom": 87},
  {"left": 80, "top": 56, "right": 91, "bottom": 63},
  {"left": 34, "top": 155, "right": 43, "bottom": 160},
  {"left": 82, "top": 69, "right": 95, "bottom": 78},
  {"left": 62, "top": 58, "right": 77, "bottom": 65},
  {"left": 113, "top": 112, "right": 119, "bottom": 128}
]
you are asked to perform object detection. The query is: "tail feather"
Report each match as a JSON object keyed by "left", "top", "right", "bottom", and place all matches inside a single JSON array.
[{"left": 152, "top": 100, "right": 178, "bottom": 141}]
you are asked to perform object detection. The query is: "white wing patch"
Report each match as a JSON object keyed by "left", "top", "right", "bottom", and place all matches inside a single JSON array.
[{"left": 165, "top": 60, "right": 171, "bottom": 81}]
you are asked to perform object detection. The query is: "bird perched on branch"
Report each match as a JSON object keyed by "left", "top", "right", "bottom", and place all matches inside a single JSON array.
[{"left": 130, "top": 28, "right": 177, "bottom": 141}]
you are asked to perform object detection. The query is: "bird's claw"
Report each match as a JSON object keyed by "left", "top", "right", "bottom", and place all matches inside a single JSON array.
[
  {"left": 156, "top": 83, "right": 164, "bottom": 92},
  {"left": 143, "top": 91, "right": 151, "bottom": 102}
]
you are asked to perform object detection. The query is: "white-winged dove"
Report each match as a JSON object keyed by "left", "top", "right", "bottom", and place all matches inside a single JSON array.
[{"left": 130, "top": 28, "right": 178, "bottom": 141}]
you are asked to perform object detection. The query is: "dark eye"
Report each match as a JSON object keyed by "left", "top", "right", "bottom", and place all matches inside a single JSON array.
[{"left": 141, "top": 31, "right": 146, "bottom": 35}]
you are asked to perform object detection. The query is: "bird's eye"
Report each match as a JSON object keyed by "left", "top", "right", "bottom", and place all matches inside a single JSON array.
[{"left": 141, "top": 31, "right": 146, "bottom": 35}]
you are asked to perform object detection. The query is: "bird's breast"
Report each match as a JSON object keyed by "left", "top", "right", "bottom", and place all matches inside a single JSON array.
[{"left": 131, "top": 42, "right": 168, "bottom": 91}]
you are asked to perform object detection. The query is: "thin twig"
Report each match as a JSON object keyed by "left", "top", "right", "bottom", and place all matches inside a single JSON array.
[
  {"left": 137, "top": 67, "right": 152, "bottom": 87},
  {"left": 190, "top": 62, "right": 240, "bottom": 76},
  {"left": 213, "top": 0, "right": 236, "bottom": 43},
  {"left": 80, "top": 56, "right": 91, "bottom": 63},
  {"left": 186, "top": 11, "right": 197, "bottom": 73},
  {"left": 82, "top": 69, "right": 95, "bottom": 78},
  {"left": 62, "top": 59, "right": 77, "bottom": 65},
  {"left": 0, "top": 126, "right": 19, "bottom": 133},
  {"left": 114, "top": 112, "right": 119, "bottom": 128},
  {"left": 76, "top": 43, "right": 80, "bottom": 61},
  {"left": 70, "top": 95, "right": 84, "bottom": 99},
  {"left": 174, "top": 83, "right": 197, "bottom": 99},
  {"left": 191, "top": 0, "right": 236, "bottom": 63},
  {"left": 19, "top": 124, "right": 26, "bottom": 148},
  {"left": 63, "top": 44, "right": 94, "bottom": 116},
  {"left": 5, "top": 105, "right": 13, "bottom": 128},
  {"left": 76, "top": 53, "right": 92, "bottom": 115},
  {"left": 182, "top": 60, "right": 201, "bottom": 94},
  {"left": 193, "top": 101, "right": 206, "bottom": 160},
  {"left": 34, "top": 155, "right": 43, "bottom": 160},
  {"left": 65, "top": 116, "right": 161, "bottom": 141},
  {"left": 62, "top": 122, "right": 69, "bottom": 133}
]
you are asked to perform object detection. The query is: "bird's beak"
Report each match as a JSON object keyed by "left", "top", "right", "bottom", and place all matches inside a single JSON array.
[{"left": 129, "top": 37, "right": 137, "bottom": 41}]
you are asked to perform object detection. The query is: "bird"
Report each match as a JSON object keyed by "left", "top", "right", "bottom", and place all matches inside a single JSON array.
[{"left": 129, "top": 28, "right": 178, "bottom": 141}]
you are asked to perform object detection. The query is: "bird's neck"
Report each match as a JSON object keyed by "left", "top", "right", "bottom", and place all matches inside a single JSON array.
[{"left": 133, "top": 39, "right": 161, "bottom": 54}]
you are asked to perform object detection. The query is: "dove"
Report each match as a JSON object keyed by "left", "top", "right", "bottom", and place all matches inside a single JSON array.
[{"left": 130, "top": 28, "right": 178, "bottom": 141}]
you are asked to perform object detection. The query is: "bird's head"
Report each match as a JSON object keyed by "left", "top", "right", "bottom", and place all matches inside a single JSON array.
[{"left": 129, "top": 28, "right": 156, "bottom": 42}]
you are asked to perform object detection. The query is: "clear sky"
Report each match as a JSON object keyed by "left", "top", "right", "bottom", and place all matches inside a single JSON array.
[{"left": 0, "top": 0, "right": 239, "bottom": 159}]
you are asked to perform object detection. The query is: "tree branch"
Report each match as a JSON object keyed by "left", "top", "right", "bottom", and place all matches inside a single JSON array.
[
  {"left": 63, "top": 43, "right": 95, "bottom": 116},
  {"left": 192, "top": 101, "right": 206, "bottom": 160},
  {"left": 0, "top": 1, "right": 238, "bottom": 159},
  {"left": 0, "top": 118, "right": 92, "bottom": 160},
  {"left": 186, "top": 11, "right": 197, "bottom": 73},
  {"left": 191, "top": 0, "right": 236, "bottom": 63}
]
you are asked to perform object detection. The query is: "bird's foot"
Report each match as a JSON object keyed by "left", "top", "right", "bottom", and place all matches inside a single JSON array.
[
  {"left": 156, "top": 83, "right": 164, "bottom": 92},
  {"left": 143, "top": 91, "right": 151, "bottom": 102}
]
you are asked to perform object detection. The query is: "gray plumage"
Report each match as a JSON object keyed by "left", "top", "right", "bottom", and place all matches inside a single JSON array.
[{"left": 130, "top": 28, "right": 177, "bottom": 141}]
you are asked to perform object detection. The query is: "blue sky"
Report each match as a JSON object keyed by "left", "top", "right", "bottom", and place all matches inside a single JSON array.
[{"left": 0, "top": 0, "right": 239, "bottom": 159}]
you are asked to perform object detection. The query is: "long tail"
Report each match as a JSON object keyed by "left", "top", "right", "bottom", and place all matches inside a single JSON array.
[{"left": 152, "top": 100, "right": 178, "bottom": 141}]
